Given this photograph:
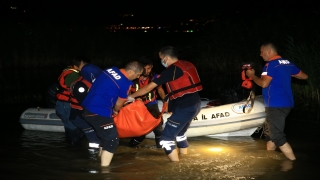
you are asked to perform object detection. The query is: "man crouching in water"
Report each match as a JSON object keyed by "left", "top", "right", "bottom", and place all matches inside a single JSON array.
[{"left": 128, "top": 46, "right": 202, "bottom": 161}]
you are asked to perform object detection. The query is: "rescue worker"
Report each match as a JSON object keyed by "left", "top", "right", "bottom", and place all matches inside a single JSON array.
[
  {"left": 82, "top": 61, "right": 143, "bottom": 166},
  {"left": 246, "top": 42, "right": 308, "bottom": 160},
  {"left": 128, "top": 56, "right": 166, "bottom": 148},
  {"left": 69, "top": 58, "right": 103, "bottom": 149},
  {"left": 55, "top": 58, "right": 85, "bottom": 145},
  {"left": 128, "top": 46, "right": 202, "bottom": 161}
]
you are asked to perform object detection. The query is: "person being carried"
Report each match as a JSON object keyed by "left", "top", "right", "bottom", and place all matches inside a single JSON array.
[
  {"left": 246, "top": 42, "right": 308, "bottom": 160},
  {"left": 128, "top": 56, "right": 166, "bottom": 148},
  {"left": 128, "top": 46, "right": 202, "bottom": 161},
  {"left": 82, "top": 61, "right": 143, "bottom": 166},
  {"left": 69, "top": 57, "right": 103, "bottom": 150}
]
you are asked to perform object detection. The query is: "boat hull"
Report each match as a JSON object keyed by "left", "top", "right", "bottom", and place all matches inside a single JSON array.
[
  {"left": 19, "top": 97, "right": 266, "bottom": 137},
  {"left": 146, "top": 98, "right": 265, "bottom": 138}
]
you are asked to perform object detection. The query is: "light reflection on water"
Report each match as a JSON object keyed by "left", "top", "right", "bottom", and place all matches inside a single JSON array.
[{"left": 1, "top": 130, "right": 319, "bottom": 180}]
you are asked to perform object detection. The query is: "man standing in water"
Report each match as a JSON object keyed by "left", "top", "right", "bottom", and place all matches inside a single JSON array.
[
  {"left": 246, "top": 42, "right": 308, "bottom": 160},
  {"left": 55, "top": 58, "right": 85, "bottom": 145},
  {"left": 129, "top": 56, "right": 166, "bottom": 148},
  {"left": 128, "top": 46, "right": 202, "bottom": 161},
  {"left": 82, "top": 61, "right": 143, "bottom": 166},
  {"left": 69, "top": 57, "right": 103, "bottom": 150}
]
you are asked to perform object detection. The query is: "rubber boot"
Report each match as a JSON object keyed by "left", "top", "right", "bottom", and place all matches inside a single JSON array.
[
  {"left": 179, "top": 148, "right": 188, "bottom": 154},
  {"left": 101, "top": 150, "right": 114, "bottom": 167},
  {"left": 279, "top": 142, "right": 296, "bottom": 160},
  {"left": 266, "top": 140, "right": 276, "bottom": 150},
  {"left": 167, "top": 149, "right": 179, "bottom": 162}
]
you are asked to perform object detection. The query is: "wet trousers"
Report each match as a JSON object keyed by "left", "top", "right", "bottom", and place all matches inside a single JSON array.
[
  {"left": 264, "top": 107, "right": 291, "bottom": 147},
  {"left": 69, "top": 108, "right": 101, "bottom": 146},
  {"left": 83, "top": 108, "right": 119, "bottom": 153},
  {"left": 55, "top": 100, "right": 83, "bottom": 144},
  {"left": 160, "top": 100, "right": 201, "bottom": 154}
]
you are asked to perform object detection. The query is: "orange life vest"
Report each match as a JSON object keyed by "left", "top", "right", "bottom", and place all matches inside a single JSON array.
[
  {"left": 241, "top": 64, "right": 253, "bottom": 89},
  {"left": 165, "top": 60, "right": 202, "bottom": 100},
  {"left": 56, "top": 67, "right": 79, "bottom": 102},
  {"left": 131, "top": 73, "right": 157, "bottom": 104},
  {"left": 69, "top": 76, "right": 92, "bottom": 110}
]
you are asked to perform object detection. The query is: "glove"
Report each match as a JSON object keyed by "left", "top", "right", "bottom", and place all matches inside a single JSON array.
[{"left": 127, "top": 96, "right": 135, "bottom": 102}]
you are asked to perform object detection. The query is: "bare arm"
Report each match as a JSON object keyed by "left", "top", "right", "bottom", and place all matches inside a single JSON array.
[
  {"left": 246, "top": 69, "right": 272, "bottom": 88},
  {"left": 113, "top": 98, "right": 127, "bottom": 116},
  {"left": 157, "top": 86, "right": 166, "bottom": 101},
  {"left": 129, "top": 82, "right": 158, "bottom": 99},
  {"left": 292, "top": 71, "right": 308, "bottom": 80}
]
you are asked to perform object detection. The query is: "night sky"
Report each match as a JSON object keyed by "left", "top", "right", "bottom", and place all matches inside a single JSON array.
[{"left": 1, "top": 0, "right": 318, "bottom": 26}]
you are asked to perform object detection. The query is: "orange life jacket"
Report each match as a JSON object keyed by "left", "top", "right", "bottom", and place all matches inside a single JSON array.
[
  {"left": 56, "top": 67, "right": 79, "bottom": 102},
  {"left": 131, "top": 73, "right": 157, "bottom": 104},
  {"left": 165, "top": 60, "right": 202, "bottom": 100},
  {"left": 69, "top": 76, "right": 92, "bottom": 110},
  {"left": 241, "top": 64, "right": 253, "bottom": 89}
]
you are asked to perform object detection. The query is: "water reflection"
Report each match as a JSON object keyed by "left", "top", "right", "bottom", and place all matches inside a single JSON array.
[
  {"left": 0, "top": 130, "right": 319, "bottom": 180},
  {"left": 280, "top": 160, "right": 293, "bottom": 172}
]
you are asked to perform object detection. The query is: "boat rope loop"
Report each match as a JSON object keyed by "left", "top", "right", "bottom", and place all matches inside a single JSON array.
[
  {"left": 259, "top": 125, "right": 265, "bottom": 139},
  {"left": 159, "top": 140, "right": 175, "bottom": 150},
  {"left": 176, "top": 135, "right": 187, "bottom": 142},
  {"left": 252, "top": 125, "right": 265, "bottom": 139},
  {"left": 243, "top": 89, "right": 255, "bottom": 114}
]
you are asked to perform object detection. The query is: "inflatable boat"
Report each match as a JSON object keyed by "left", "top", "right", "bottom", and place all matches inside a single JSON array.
[{"left": 19, "top": 96, "right": 266, "bottom": 138}]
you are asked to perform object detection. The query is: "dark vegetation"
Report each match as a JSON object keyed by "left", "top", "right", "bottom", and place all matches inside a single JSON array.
[{"left": 0, "top": 9, "right": 319, "bottom": 122}]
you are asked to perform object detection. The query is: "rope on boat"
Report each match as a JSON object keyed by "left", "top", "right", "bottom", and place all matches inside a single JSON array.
[
  {"left": 254, "top": 125, "right": 264, "bottom": 138},
  {"left": 241, "top": 62, "right": 255, "bottom": 114},
  {"left": 259, "top": 126, "right": 264, "bottom": 139},
  {"left": 243, "top": 83, "right": 255, "bottom": 114}
]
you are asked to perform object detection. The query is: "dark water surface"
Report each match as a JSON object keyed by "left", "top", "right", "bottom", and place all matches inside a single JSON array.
[{"left": 1, "top": 106, "right": 320, "bottom": 180}]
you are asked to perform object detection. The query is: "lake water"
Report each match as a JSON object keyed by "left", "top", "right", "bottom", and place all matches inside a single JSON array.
[{"left": 1, "top": 106, "right": 320, "bottom": 180}]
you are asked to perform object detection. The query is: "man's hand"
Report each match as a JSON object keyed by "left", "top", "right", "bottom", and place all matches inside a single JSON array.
[
  {"left": 127, "top": 96, "right": 135, "bottom": 102},
  {"left": 246, "top": 69, "right": 255, "bottom": 78},
  {"left": 112, "top": 108, "right": 119, "bottom": 117},
  {"left": 162, "top": 101, "right": 169, "bottom": 113}
]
